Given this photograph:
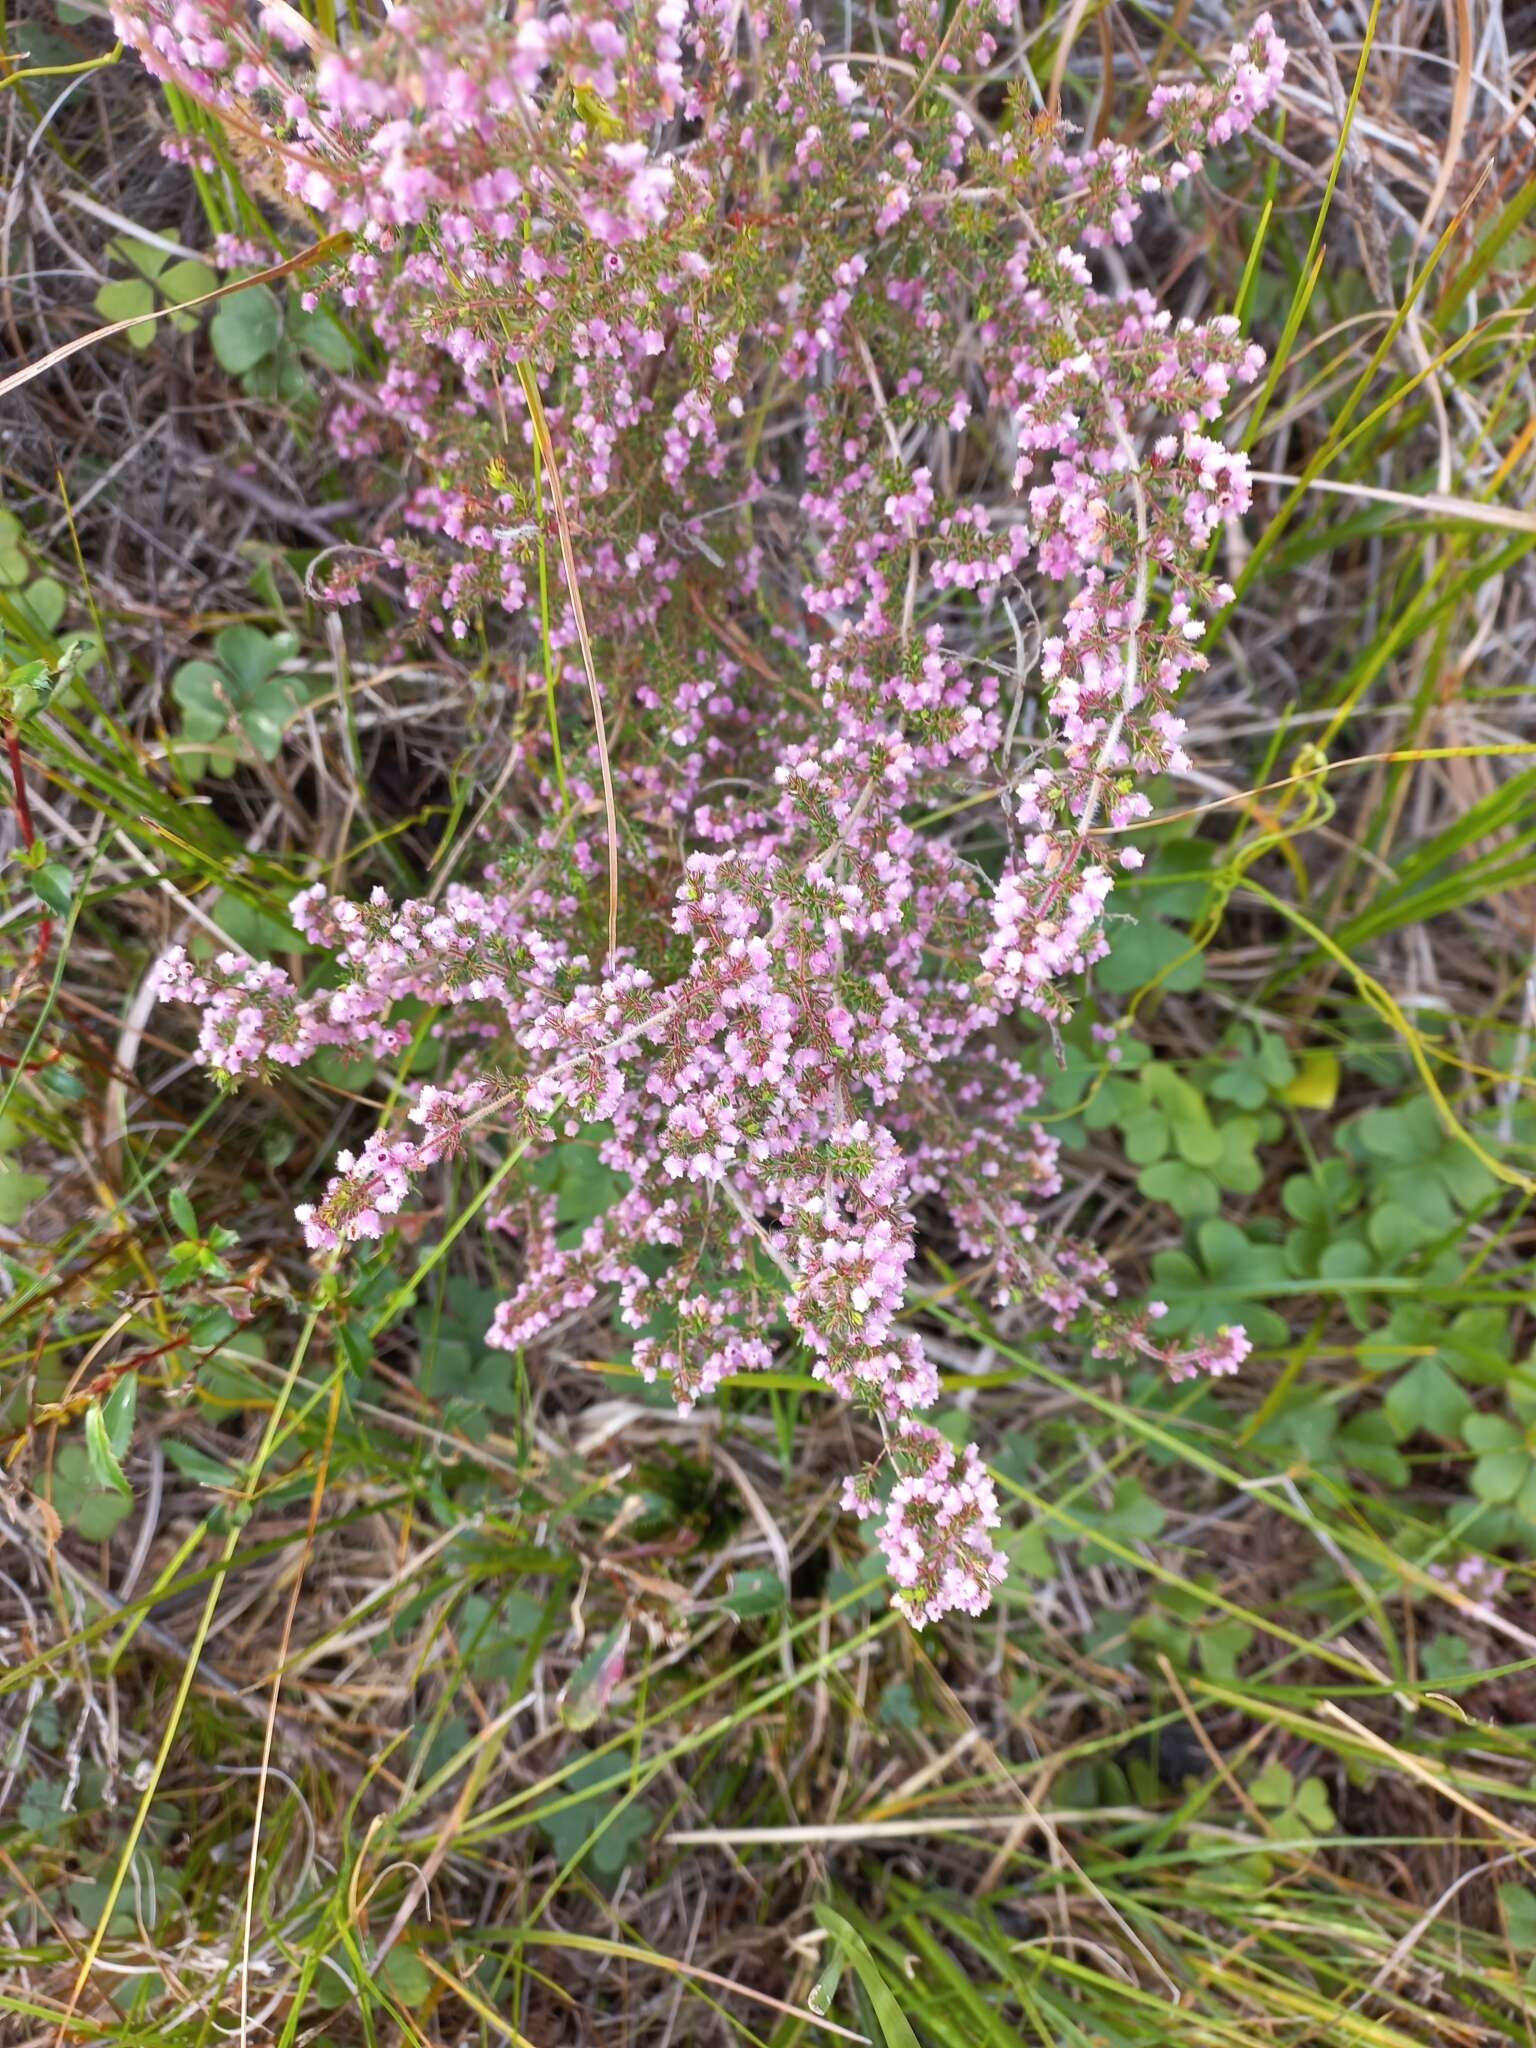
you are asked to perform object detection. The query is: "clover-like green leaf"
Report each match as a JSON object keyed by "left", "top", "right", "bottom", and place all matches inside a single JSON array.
[
  {"left": 1442, "top": 1307, "right": 1511, "bottom": 1388},
  {"left": 1137, "top": 1158, "right": 1217, "bottom": 1219},
  {"left": 16, "top": 577, "right": 66, "bottom": 636},
  {"left": 531, "top": 1134, "right": 628, "bottom": 1249},
  {"left": 538, "top": 1753, "right": 656, "bottom": 1883},
  {"left": 1383, "top": 1358, "right": 1471, "bottom": 1441},
  {"left": 1333, "top": 1410, "right": 1409, "bottom": 1488},
  {"left": 240, "top": 678, "right": 300, "bottom": 760},
  {"left": 1121, "top": 1107, "right": 1170, "bottom": 1165},
  {"left": 379, "top": 1948, "right": 433, "bottom": 2008},
  {"left": 170, "top": 660, "right": 227, "bottom": 733},
  {"left": 726, "top": 1567, "right": 788, "bottom": 1620},
  {"left": 1097, "top": 837, "right": 1215, "bottom": 995},
  {"left": 94, "top": 275, "right": 158, "bottom": 349},
  {"left": 1208, "top": 1025, "right": 1294, "bottom": 1110},
  {"left": 1292, "top": 1776, "right": 1335, "bottom": 1833},
  {"left": 107, "top": 233, "right": 172, "bottom": 283},
  {"left": 1150, "top": 1219, "right": 1290, "bottom": 1348},
  {"left": 288, "top": 297, "right": 355, "bottom": 371},
  {"left": 0, "top": 507, "right": 29, "bottom": 585},
  {"left": 1249, "top": 1760, "right": 1293, "bottom": 1809},
  {"left": 46, "top": 1441, "right": 133, "bottom": 1540},
  {"left": 1464, "top": 1413, "right": 1534, "bottom": 1512},
  {"left": 1076, "top": 1477, "right": 1165, "bottom": 1545},
  {"left": 159, "top": 256, "right": 218, "bottom": 333},
  {"left": 168, "top": 631, "right": 311, "bottom": 780},
  {"left": 215, "top": 623, "right": 299, "bottom": 691},
  {"left": 1367, "top": 1200, "right": 1441, "bottom": 1264},
  {"left": 1142, "top": 1065, "right": 1223, "bottom": 1168},
  {"left": 1098, "top": 910, "right": 1205, "bottom": 994},
  {"left": 211, "top": 891, "right": 305, "bottom": 960},
  {"left": 414, "top": 1276, "right": 520, "bottom": 1443},
  {"left": 1200, "top": 1617, "right": 1253, "bottom": 1682},
  {"left": 210, "top": 284, "right": 282, "bottom": 374},
  {"left": 1211, "top": 1114, "right": 1264, "bottom": 1194},
  {"left": 1344, "top": 1096, "right": 1497, "bottom": 1225}
]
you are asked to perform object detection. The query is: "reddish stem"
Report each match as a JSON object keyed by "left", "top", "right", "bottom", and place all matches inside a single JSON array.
[
  {"left": 7, "top": 725, "right": 39, "bottom": 849},
  {"left": 0, "top": 1045, "right": 61, "bottom": 1073}
]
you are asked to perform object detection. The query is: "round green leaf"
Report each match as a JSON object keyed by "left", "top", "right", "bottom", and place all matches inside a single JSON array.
[
  {"left": 1471, "top": 1447, "right": 1528, "bottom": 1505},
  {"left": 94, "top": 275, "right": 157, "bottom": 348},
  {"left": 160, "top": 257, "right": 218, "bottom": 305},
  {"left": 1382, "top": 1359, "right": 1470, "bottom": 1441},
  {"left": 33, "top": 862, "right": 74, "bottom": 916},
  {"left": 1137, "top": 1159, "right": 1217, "bottom": 1219},
  {"left": 210, "top": 285, "right": 282, "bottom": 374},
  {"left": 289, "top": 299, "right": 354, "bottom": 370},
  {"left": 0, "top": 1167, "right": 47, "bottom": 1222},
  {"left": 17, "top": 578, "right": 66, "bottom": 636}
]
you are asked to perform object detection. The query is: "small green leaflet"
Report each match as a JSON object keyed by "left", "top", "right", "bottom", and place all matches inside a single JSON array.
[
  {"left": 84, "top": 1379, "right": 136, "bottom": 1501},
  {"left": 210, "top": 284, "right": 282, "bottom": 374},
  {"left": 725, "top": 1568, "right": 787, "bottom": 1620},
  {"left": 33, "top": 863, "right": 74, "bottom": 916},
  {"left": 103, "top": 1372, "right": 137, "bottom": 1456}
]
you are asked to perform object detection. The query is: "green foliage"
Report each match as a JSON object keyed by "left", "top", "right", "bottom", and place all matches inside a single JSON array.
[
  {"left": 530, "top": 1132, "right": 627, "bottom": 1246},
  {"left": 816, "top": 1903, "right": 922, "bottom": 2048},
  {"left": 1096, "top": 833, "right": 1215, "bottom": 994},
  {"left": 1458, "top": 1368, "right": 1536, "bottom": 1544},
  {"left": 415, "top": 1276, "right": 519, "bottom": 1442},
  {"left": 210, "top": 281, "right": 354, "bottom": 398},
  {"left": 725, "top": 1566, "right": 787, "bottom": 1619},
  {"left": 83, "top": 1376, "right": 135, "bottom": 1501},
  {"left": 1151, "top": 1219, "right": 1291, "bottom": 1347},
  {"left": 169, "top": 624, "right": 314, "bottom": 778},
  {"left": 0, "top": 1165, "right": 47, "bottom": 1223},
  {"left": 208, "top": 283, "right": 282, "bottom": 373},
  {"left": 379, "top": 1947, "right": 433, "bottom": 2007},
  {"left": 1034, "top": 808, "right": 1536, "bottom": 1577},
  {"left": 1249, "top": 1760, "right": 1336, "bottom": 1837},
  {"left": 93, "top": 235, "right": 216, "bottom": 349},
  {"left": 538, "top": 1754, "right": 657, "bottom": 1884},
  {"left": 46, "top": 1440, "right": 133, "bottom": 1539},
  {"left": 0, "top": 508, "right": 27, "bottom": 586},
  {"left": 1080, "top": 1035, "right": 1275, "bottom": 1221},
  {"left": 8, "top": 29, "right": 1536, "bottom": 2048},
  {"left": 0, "top": 504, "right": 79, "bottom": 655},
  {"left": 1339, "top": 1093, "right": 1498, "bottom": 1233},
  {"left": 211, "top": 890, "right": 306, "bottom": 959}
]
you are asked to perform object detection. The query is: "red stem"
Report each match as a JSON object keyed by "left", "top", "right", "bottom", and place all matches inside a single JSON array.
[{"left": 7, "top": 725, "right": 38, "bottom": 849}]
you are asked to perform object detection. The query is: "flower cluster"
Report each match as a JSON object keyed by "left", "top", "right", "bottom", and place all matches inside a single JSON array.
[
  {"left": 135, "top": 0, "right": 1287, "bottom": 1624},
  {"left": 843, "top": 1423, "right": 1006, "bottom": 1626}
]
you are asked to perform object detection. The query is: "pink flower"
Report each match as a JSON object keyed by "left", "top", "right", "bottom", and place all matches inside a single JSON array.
[{"left": 141, "top": 0, "right": 1285, "bottom": 1627}]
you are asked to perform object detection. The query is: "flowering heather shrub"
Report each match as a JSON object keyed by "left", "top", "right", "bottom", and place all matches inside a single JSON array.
[{"left": 133, "top": 0, "right": 1285, "bottom": 1624}]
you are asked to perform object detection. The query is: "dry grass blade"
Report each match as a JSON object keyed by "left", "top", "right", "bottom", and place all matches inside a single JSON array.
[
  {"left": 1250, "top": 467, "right": 1536, "bottom": 533},
  {"left": 486, "top": 1936, "right": 875, "bottom": 2043},
  {"left": 516, "top": 360, "right": 621, "bottom": 964},
  {"left": 1413, "top": 0, "right": 1474, "bottom": 251},
  {"left": 1318, "top": 1703, "right": 1536, "bottom": 1848}
]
